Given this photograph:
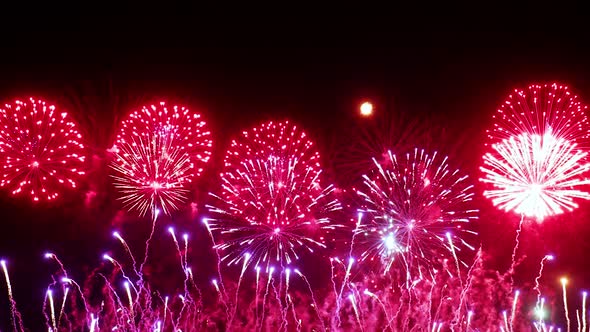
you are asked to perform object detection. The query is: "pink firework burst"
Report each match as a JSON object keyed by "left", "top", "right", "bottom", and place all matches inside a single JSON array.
[
  {"left": 355, "top": 148, "right": 478, "bottom": 276},
  {"left": 0, "top": 98, "right": 86, "bottom": 202},
  {"left": 110, "top": 102, "right": 212, "bottom": 216},
  {"left": 208, "top": 120, "right": 342, "bottom": 269},
  {"left": 481, "top": 84, "right": 590, "bottom": 221}
]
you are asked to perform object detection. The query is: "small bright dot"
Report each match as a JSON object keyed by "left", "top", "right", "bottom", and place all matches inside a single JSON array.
[
  {"left": 561, "top": 277, "right": 568, "bottom": 285},
  {"left": 32, "top": 161, "right": 39, "bottom": 167},
  {"left": 360, "top": 102, "right": 373, "bottom": 116}
]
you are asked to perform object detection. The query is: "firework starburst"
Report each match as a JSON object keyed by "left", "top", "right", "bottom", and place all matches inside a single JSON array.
[
  {"left": 0, "top": 98, "right": 86, "bottom": 202},
  {"left": 481, "top": 84, "right": 590, "bottom": 221},
  {"left": 208, "top": 120, "right": 341, "bottom": 270},
  {"left": 110, "top": 102, "right": 212, "bottom": 216}
]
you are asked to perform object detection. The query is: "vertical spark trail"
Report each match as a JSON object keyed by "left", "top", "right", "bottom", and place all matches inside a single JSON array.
[
  {"left": 295, "top": 269, "right": 325, "bottom": 330},
  {"left": 259, "top": 267, "right": 274, "bottom": 331},
  {"left": 349, "top": 294, "right": 364, "bottom": 332},
  {"left": 255, "top": 266, "right": 261, "bottom": 326},
  {"left": 1, "top": 259, "right": 22, "bottom": 332},
  {"left": 113, "top": 231, "right": 140, "bottom": 279},
  {"left": 562, "top": 278, "right": 571, "bottom": 332},
  {"left": 583, "top": 291, "right": 587, "bottom": 332},
  {"left": 139, "top": 209, "right": 160, "bottom": 279},
  {"left": 124, "top": 281, "right": 134, "bottom": 318},
  {"left": 203, "top": 218, "right": 228, "bottom": 303},
  {"left": 467, "top": 310, "right": 473, "bottom": 330},
  {"left": 47, "top": 289, "right": 56, "bottom": 331},
  {"left": 503, "top": 310, "right": 510, "bottom": 331},
  {"left": 509, "top": 216, "right": 524, "bottom": 292},
  {"left": 511, "top": 290, "right": 520, "bottom": 332},
  {"left": 228, "top": 253, "right": 250, "bottom": 330},
  {"left": 535, "top": 255, "right": 554, "bottom": 310},
  {"left": 57, "top": 286, "right": 69, "bottom": 328},
  {"left": 183, "top": 233, "right": 189, "bottom": 270}
]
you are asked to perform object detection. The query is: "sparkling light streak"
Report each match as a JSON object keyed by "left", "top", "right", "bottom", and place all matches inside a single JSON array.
[
  {"left": 110, "top": 102, "right": 212, "bottom": 216},
  {"left": 0, "top": 98, "right": 86, "bottom": 202}
]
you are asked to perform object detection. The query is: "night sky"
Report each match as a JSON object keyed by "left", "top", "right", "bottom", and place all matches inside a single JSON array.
[{"left": 2, "top": 13, "right": 590, "bottom": 330}]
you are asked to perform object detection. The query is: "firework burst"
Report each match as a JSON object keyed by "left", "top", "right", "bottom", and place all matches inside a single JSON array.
[
  {"left": 481, "top": 84, "right": 590, "bottom": 221},
  {"left": 0, "top": 98, "right": 86, "bottom": 202},
  {"left": 110, "top": 102, "right": 212, "bottom": 216},
  {"left": 355, "top": 148, "right": 478, "bottom": 277},
  {"left": 487, "top": 83, "right": 590, "bottom": 145},
  {"left": 208, "top": 120, "right": 342, "bottom": 270}
]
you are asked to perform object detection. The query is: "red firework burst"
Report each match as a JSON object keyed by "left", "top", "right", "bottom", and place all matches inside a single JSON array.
[
  {"left": 110, "top": 102, "right": 212, "bottom": 216},
  {"left": 208, "top": 120, "right": 341, "bottom": 269},
  {"left": 487, "top": 83, "right": 590, "bottom": 144},
  {"left": 0, "top": 98, "right": 86, "bottom": 202},
  {"left": 481, "top": 83, "right": 590, "bottom": 220}
]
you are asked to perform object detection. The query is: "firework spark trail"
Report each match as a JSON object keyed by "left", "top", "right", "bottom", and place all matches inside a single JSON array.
[
  {"left": 0, "top": 98, "right": 86, "bottom": 202},
  {"left": 228, "top": 253, "right": 250, "bottom": 330},
  {"left": 335, "top": 257, "right": 355, "bottom": 323},
  {"left": 511, "top": 290, "right": 520, "bottom": 332},
  {"left": 356, "top": 148, "right": 477, "bottom": 278},
  {"left": 113, "top": 231, "right": 141, "bottom": 279},
  {"left": 535, "top": 255, "right": 554, "bottom": 310},
  {"left": 259, "top": 267, "right": 275, "bottom": 331},
  {"left": 252, "top": 265, "right": 260, "bottom": 325},
  {"left": 1, "top": 259, "right": 24, "bottom": 332},
  {"left": 202, "top": 218, "right": 229, "bottom": 303},
  {"left": 138, "top": 209, "right": 160, "bottom": 281},
  {"left": 57, "top": 286, "right": 69, "bottom": 329},
  {"left": 294, "top": 268, "right": 325, "bottom": 330},
  {"left": 508, "top": 215, "right": 525, "bottom": 293},
  {"left": 110, "top": 102, "right": 212, "bottom": 216},
  {"left": 364, "top": 289, "right": 393, "bottom": 331},
  {"left": 47, "top": 289, "right": 57, "bottom": 331},
  {"left": 329, "top": 258, "right": 341, "bottom": 327},
  {"left": 271, "top": 272, "right": 289, "bottom": 331},
  {"left": 563, "top": 278, "right": 571, "bottom": 332},
  {"left": 349, "top": 293, "right": 365, "bottom": 332},
  {"left": 583, "top": 291, "right": 587, "bottom": 332},
  {"left": 44, "top": 253, "right": 69, "bottom": 278}
]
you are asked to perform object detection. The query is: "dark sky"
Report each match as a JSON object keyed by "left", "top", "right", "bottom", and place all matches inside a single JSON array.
[{"left": 2, "top": 12, "right": 590, "bottom": 330}]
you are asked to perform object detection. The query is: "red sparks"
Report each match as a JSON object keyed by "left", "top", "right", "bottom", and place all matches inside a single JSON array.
[
  {"left": 209, "top": 120, "right": 341, "bottom": 269},
  {"left": 0, "top": 98, "right": 86, "bottom": 202},
  {"left": 110, "top": 102, "right": 212, "bottom": 216},
  {"left": 481, "top": 83, "right": 590, "bottom": 220}
]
